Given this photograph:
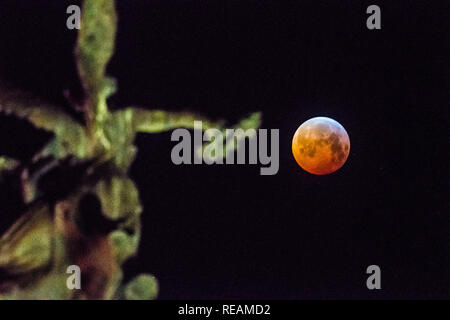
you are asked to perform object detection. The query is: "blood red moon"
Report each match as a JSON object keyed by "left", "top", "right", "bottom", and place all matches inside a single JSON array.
[{"left": 292, "top": 117, "right": 350, "bottom": 175}]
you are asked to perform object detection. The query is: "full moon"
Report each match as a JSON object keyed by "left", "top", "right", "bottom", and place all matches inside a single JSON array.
[{"left": 292, "top": 117, "right": 350, "bottom": 175}]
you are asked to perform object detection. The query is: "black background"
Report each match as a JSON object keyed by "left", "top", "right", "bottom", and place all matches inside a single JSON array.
[{"left": 0, "top": 0, "right": 448, "bottom": 299}]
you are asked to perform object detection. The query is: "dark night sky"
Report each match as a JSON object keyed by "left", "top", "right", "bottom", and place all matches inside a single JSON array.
[{"left": 0, "top": 0, "right": 448, "bottom": 299}]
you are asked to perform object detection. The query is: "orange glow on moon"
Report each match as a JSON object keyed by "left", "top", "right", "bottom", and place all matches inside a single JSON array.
[{"left": 292, "top": 117, "right": 350, "bottom": 175}]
